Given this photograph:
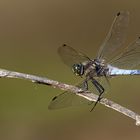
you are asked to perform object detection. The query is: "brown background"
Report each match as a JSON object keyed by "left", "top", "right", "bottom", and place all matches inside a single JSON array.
[{"left": 0, "top": 0, "right": 140, "bottom": 140}]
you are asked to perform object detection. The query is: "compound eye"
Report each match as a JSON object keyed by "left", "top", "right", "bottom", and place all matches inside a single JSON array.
[
  {"left": 76, "top": 65, "right": 80, "bottom": 73},
  {"left": 72, "top": 64, "right": 84, "bottom": 76}
]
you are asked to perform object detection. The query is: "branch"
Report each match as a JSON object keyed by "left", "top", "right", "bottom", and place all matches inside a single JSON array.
[{"left": 0, "top": 68, "right": 140, "bottom": 126}]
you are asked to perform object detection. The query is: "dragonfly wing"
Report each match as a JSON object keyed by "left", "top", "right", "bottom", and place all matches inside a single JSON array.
[
  {"left": 110, "top": 37, "right": 140, "bottom": 69},
  {"left": 48, "top": 91, "right": 90, "bottom": 110},
  {"left": 48, "top": 76, "right": 110, "bottom": 110},
  {"left": 97, "top": 11, "right": 129, "bottom": 62},
  {"left": 58, "top": 44, "right": 90, "bottom": 67}
]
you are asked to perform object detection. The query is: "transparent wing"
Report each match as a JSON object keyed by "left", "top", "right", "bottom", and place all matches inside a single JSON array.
[
  {"left": 58, "top": 44, "right": 90, "bottom": 67},
  {"left": 48, "top": 77, "right": 111, "bottom": 110},
  {"left": 97, "top": 11, "right": 129, "bottom": 62},
  {"left": 110, "top": 37, "right": 140, "bottom": 69},
  {"left": 48, "top": 91, "right": 90, "bottom": 110}
]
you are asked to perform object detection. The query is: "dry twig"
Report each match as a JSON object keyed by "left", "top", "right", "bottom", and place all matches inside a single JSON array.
[{"left": 0, "top": 68, "right": 139, "bottom": 126}]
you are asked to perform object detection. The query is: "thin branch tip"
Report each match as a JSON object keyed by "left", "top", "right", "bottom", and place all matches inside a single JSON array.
[{"left": 136, "top": 116, "right": 140, "bottom": 126}]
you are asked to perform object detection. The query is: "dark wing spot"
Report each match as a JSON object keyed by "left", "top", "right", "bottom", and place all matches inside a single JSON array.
[
  {"left": 52, "top": 96, "right": 57, "bottom": 101},
  {"left": 138, "top": 36, "right": 140, "bottom": 39},
  {"left": 117, "top": 12, "right": 120, "bottom": 16},
  {"left": 63, "top": 44, "right": 67, "bottom": 46}
]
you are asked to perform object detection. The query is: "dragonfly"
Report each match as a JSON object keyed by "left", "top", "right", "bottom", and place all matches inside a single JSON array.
[{"left": 48, "top": 11, "right": 140, "bottom": 111}]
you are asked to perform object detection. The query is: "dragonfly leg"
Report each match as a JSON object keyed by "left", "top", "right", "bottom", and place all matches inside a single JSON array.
[
  {"left": 90, "top": 78, "right": 104, "bottom": 111},
  {"left": 77, "top": 80, "right": 88, "bottom": 94},
  {"left": 83, "top": 80, "right": 88, "bottom": 90},
  {"left": 91, "top": 78, "right": 104, "bottom": 94}
]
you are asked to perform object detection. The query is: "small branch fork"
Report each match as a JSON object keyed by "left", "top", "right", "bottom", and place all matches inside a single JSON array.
[{"left": 0, "top": 68, "right": 140, "bottom": 126}]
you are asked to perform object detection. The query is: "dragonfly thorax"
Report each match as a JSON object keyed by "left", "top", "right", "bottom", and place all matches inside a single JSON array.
[
  {"left": 83, "top": 59, "right": 108, "bottom": 77},
  {"left": 72, "top": 63, "right": 84, "bottom": 76}
]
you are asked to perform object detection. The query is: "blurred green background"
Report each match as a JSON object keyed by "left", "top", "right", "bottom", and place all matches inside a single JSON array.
[{"left": 0, "top": 0, "right": 140, "bottom": 140}]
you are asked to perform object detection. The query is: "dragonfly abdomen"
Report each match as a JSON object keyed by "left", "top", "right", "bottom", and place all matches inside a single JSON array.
[{"left": 108, "top": 65, "right": 140, "bottom": 76}]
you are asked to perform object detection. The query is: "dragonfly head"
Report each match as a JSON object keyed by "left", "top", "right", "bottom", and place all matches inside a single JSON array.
[{"left": 72, "top": 63, "right": 84, "bottom": 76}]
